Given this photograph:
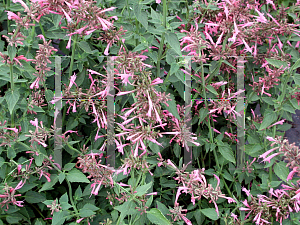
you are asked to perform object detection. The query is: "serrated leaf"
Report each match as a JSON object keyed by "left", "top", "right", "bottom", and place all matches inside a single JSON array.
[
  {"left": 114, "top": 200, "right": 137, "bottom": 222},
  {"left": 266, "top": 58, "right": 288, "bottom": 70},
  {"left": 165, "top": 32, "right": 181, "bottom": 56},
  {"left": 294, "top": 73, "right": 300, "bottom": 86},
  {"left": 25, "top": 191, "right": 46, "bottom": 203},
  {"left": 218, "top": 143, "right": 236, "bottom": 164},
  {"left": 162, "top": 93, "right": 181, "bottom": 120},
  {"left": 206, "top": 85, "right": 218, "bottom": 95},
  {"left": 146, "top": 208, "right": 171, "bottom": 225},
  {"left": 39, "top": 174, "right": 58, "bottom": 192},
  {"left": 134, "top": 182, "right": 152, "bottom": 196},
  {"left": 5, "top": 89, "right": 20, "bottom": 115},
  {"left": 259, "top": 112, "right": 277, "bottom": 130},
  {"left": 200, "top": 208, "right": 219, "bottom": 220},
  {"left": 58, "top": 173, "right": 65, "bottom": 184},
  {"left": 134, "top": 3, "right": 148, "bottom": 30},
  {"left": 59, "top": 192, "right": 68, "bottom": 203},
  {"left": 170, "top": 62, "right": 179, "bottom": 76},
  {"left": 45, "top": 89, "right": 54, "bottom": 103},
  {"left": 34, "top": 154, "right": 44, "bottom": 166},
  {"left": 274, "top": 161, "right": 289, "bottom": 182},
  {"left": 8, "top": 45, "right": 16, "bottom": 61},
  {"left": 291, "top": 58, "right": 300, "bottom": 71},
  {"left": 78, "top": 41, "right": 92, "bottom": 54},
  {"left": 66, "top": 168, "right": 90, "bottom": 183},
  {"left": 79, "top": 209, "right": 95, "bottom": 218},
  {"left": 245, "top": 144, "right": 263, "bottom": 157},
  {"left": 52, "top": 211, "right": 65, "bottom": 225},
  {"left": 223, "top": 60, "right": 236, "bottom": 69}
]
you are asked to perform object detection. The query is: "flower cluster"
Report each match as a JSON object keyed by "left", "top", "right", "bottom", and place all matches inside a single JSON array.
[
  {"left": 76, "top": 152, "right": 115, "bottom": 196},
  {"left": 157, "top": 155, "right": 235, "bottom": 220},
  {"left": 259, "top": 136, "right": 300, "bottom": 182},
  {"left": 240, "top": 184, "right": 300, "bottom": 224},
  {"left": 0, "top": 120, "right": 21, "bottom": 147},
  {"left": 0, "top": 180, "right": 25, "bottom": 210},
  {"left": 30, "top": 35, "right": 58, "bottom": 89}
]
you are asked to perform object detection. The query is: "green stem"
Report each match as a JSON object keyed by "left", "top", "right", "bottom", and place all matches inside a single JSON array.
[
  {"left": 39, "top": 21, "right": 46, "bottom": 38},
  {"left": 26, "top": 21, "right": 36, "bottom": 56},
  {"left": 69, "top": 34, "right": 78, "bottom": 78},
  {"left": 7, "top": 0, "right": 10, "bottom": 33},
  {"left": 156, "top": 0, "right": 168, "bottom": 78},
  {"left": 10, "top": 64, "right": 14, "bottom": 127},
  {"left": 199, "top": 55, "right": 233, "bottom": 198},
  {"left": 185, "top": 0, "right": 189, "bottom": 21},
  {"left": 43, "top": 154, "right": 79, "bottom": 216}
]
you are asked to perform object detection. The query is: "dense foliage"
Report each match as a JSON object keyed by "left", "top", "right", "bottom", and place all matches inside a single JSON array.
[{"left": 0, "top": 0, "right": 300, "bottom": 224}]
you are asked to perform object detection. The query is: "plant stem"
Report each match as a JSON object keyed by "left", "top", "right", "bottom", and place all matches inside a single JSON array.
[
  {"left": 26, "top": 21, "right": 36, "bottom": 56},
  {"left": 7, "top": 0, "right": 10, "bottom": 33},
  {"left": 43, "top": 154, "right": 79, "bottom": 216},
  {"left": 69, "top": 34, "right": 78, "bottom": 78},
  {"left": 39, "top": 21, "right": 46, "bottom": 38},
  {"left": 10, "top": 64, "right": 14, "bottom": 127},
  {"left": 199, "top": 55, "right": 234, "bottom": 198},
  {"left": 156, "top": 0, "right": 167, "bottom": 78}
]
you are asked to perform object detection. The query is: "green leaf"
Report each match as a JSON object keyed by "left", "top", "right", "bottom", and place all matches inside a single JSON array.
[
  {"left": 45, "top": 89, "right": 54, "bottom": 103},
  {"left": 262, "top": 97, "right": 275, "bottom": 105},
  {"left": 134, "top": 3, "right": 148, "bottom": 30},
  {"left": 52, "top": 211, "right": 65, "bottom": 225},
  {"left": 223, "top": 60, "right": 236, "bottom": 69},
  {"left": 266, "top": 58, "right": 288, "bottom": 69},
  {"left": 25, "top": 191, "right": 46, "bottom": 203},
  {"left": 79, "top": 209, "right": 95, "bottom": 218},
  {"left": 78, "top": 41, "right": 92, "bottom": 54},
  {"left": 194, "top": 209, "right": 205, "bottom": 225},
  {"left": 173, "top": 70, "right": 185, "bottom": 85},
  {"left": 63, "top": 163, "right": 76, "bottom": 171},
  {"left": 146, "top": 208, "right": 171, "bottom": 225},
  {"left": 34, "top": 154, "right": 44, "bottom": 166},
  {"left": 0, "top": 157, "right": 4, "bottom": 167},
  {"left": 259, "top": 111, "right": 277, "bottom": 130},
  {"left": 206, "top": 85, "right": 218, "bottom": 95},
  {"left": 162, "top": 93, "right": 181, "bottom": 120},
  {"left": 294, "top": 73, "right": 300, "bottom": 86},
  {"left": 134, "top": 182, "right": 152, "bottom": 196},
  {"left": 274, "top": 161, "right": 289, "bottom": 182},
  {"left": 82, "top": 203, "right": 99, "bottom": 211},
  {"left": 66, "top": 168, "right": 90, "bottom": 183},
  {"left": 200, "top": 208, "right": 219, "bottom": 220},
  {"left": 170, "top": 62, "right": 179, "bottom": 76},
  {"left": 165, "top": 32, "right": 182, "bottom": 56},
  {"left": 133, "top": 44, "right": 147, "bottom": 52},
  {"left": 245, "top": 144, "right": 263, "bottom": 157},
  {"left": 291, "top": 58, "right": 300, "bottom": 71},
  {"left": 174, "top": 143, "right": 181, "bottom": 158},
  {"left": 59, "top": 192, "right": 68, "bottom": 203},
  {"left": 217, "top": 141, "right": 236, "bottom": 164},
  {"left": 8, "top": 45, "right": 17, "bottom": 61},
  {"left": 114, "top": 200, "right": 137, "bottom": 222},
  {"left": 39, "top": 174, "right": 58, "bottom": 192},
  {"left": 7, "top": 146, "right": 16, "bottom": 159},
  {"left": 282, "top": 103, "right": 295, "bottom": 114},
  {"left": 5, "top": 89, "right": 20, "bottom": 115},
  {"left": 155, "top": 201, "right": 170, "bottom": 216},
  {"left": 58, "top": 173, "right": 65, "bottom": 184}
]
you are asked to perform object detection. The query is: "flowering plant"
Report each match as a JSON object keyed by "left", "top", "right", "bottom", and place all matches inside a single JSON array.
[{"left": 0, "top": 0, "right": 300, "bottom": 224}]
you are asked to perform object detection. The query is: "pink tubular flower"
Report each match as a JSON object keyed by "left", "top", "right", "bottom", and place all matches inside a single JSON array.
[
  {"left": 254, "top": 8, "right": 268, "bottom": 23},
  {"left": 0, "top": 180, "right": 25, "bottom": 210},
  {"left": 6, "top": 11, "right": 22, "bottom": 21},
  {"left": 12, "top": 0, "right": 29, "bottom": 12}
]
